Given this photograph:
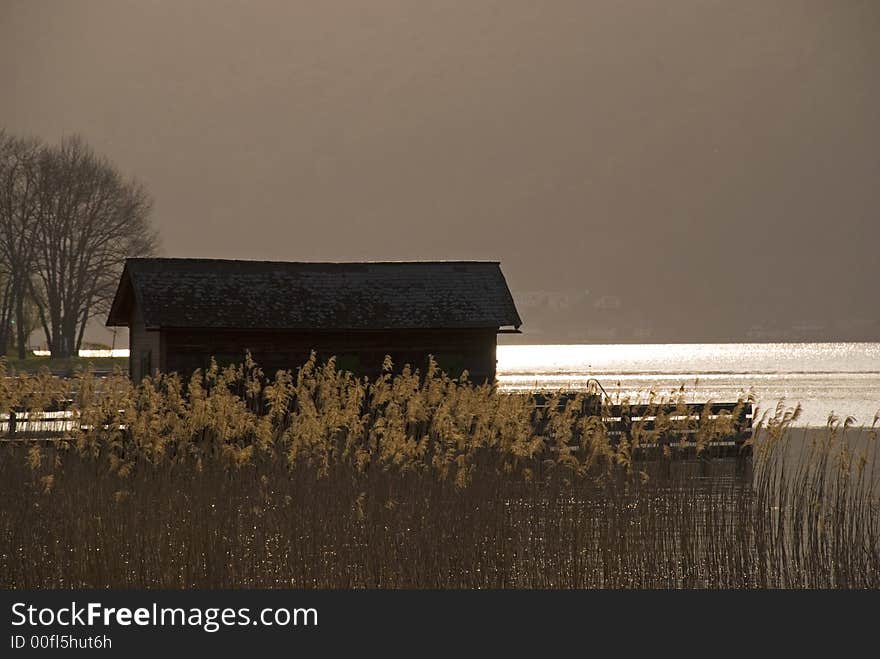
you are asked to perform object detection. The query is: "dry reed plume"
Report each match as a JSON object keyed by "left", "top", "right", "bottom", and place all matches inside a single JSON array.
[{"left": 1, "top": 355, "right": 878, "bottom": 588}]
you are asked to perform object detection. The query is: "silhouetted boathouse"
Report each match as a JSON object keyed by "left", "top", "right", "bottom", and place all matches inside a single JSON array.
[{"left": 107, "top": 258, "right": 522, "bottom": 384}]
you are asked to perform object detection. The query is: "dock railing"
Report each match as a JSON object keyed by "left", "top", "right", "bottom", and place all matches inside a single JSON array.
[
  {"left": 530, "top": 392, "right": 754, "bottom": 459},
  {"left": 4, "top": 382, "right": 754, "bottom": 461}
]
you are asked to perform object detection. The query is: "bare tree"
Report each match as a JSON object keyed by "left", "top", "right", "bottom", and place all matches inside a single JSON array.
[
  {"left": 30, "top": 136, "right": 158, "bottom": 357},
  {"left": 0, "top": 269, "right": 13, "bottom": 355},
  {"left": 0, "top": 131, "right": 42, "bottom": 358}
]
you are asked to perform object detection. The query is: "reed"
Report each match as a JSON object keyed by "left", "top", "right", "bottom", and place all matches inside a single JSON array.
[{"left": 1, "top": 355, "right": 877, "bottom": 588}]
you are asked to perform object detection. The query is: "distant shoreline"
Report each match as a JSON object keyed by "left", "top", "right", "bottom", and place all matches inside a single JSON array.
[{"left": 498, "top": 339, "right": 880, "bottom": 346}]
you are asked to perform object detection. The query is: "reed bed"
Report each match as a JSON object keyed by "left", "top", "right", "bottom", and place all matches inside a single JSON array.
[{"left": 1, "top": 356, "right": 878, "bottom": 588}]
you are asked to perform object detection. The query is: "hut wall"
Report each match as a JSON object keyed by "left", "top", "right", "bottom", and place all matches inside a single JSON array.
[
  {"left": 129, "top": 302, "right": 162, "bottom": 382},
  {"left": 159, "top": 327, "right": 499, "bottom": 383}
]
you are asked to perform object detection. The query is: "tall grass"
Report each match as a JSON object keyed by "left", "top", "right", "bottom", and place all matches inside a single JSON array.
[{"left": 1, "top": 355, "right": 878, "bottom": 588}]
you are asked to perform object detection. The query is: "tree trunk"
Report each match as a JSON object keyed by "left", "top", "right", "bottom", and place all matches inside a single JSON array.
[
  {"left": 57, "top": 314, "right": 78, "bottom": 358},
  {"left": 14, "top": 281, "right": 27, "bottom": 360},
  {"left": 0, "top": 309, "right": 7, "bottom": 354},
  {"left": 75, "top": 312, "right": 88, "bottom": 354},
  {"left": 0, "top": 279, "right": 13, "bottom": 357},
  {"left": 33, "top": 293, "right": 52, "bottom": 358}
]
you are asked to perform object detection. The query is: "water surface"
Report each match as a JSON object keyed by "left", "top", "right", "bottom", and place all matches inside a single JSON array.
[{"left": 497, "top": 343, "right": 880, "bottom": 427}]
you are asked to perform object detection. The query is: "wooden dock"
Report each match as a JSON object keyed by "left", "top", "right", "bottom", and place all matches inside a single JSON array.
[
  {"left": 4, "top": 389, "right": 754, "bottom": 463},
  {"left": 531, "top": 392, "right": 754, "bottom": 460}
]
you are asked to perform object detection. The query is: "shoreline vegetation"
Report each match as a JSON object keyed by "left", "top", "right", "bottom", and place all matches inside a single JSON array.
[
  {"left": 1, "top": 355, "right": 878, "bottom": 588},
  {"left": 4, "top": 355, "right": 128, "bottom": 375}
]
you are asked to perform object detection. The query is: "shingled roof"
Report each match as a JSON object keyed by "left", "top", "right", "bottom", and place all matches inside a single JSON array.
[{"left": 107, "top": 258, "right": 522, "bottom": 331}]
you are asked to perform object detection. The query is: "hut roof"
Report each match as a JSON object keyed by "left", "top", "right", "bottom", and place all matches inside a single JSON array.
[{"left": 106, "top": 258, "right": 522, "bottom": 331}]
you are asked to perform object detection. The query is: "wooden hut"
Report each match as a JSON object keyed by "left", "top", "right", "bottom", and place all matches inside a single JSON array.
[{"left": 106, "top": 258, "right": 522, "bottom": 384}]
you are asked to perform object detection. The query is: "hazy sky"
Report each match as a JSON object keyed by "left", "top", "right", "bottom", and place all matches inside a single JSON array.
[{"left": 2, "top": 1, "right": 878, "bottom": 340}]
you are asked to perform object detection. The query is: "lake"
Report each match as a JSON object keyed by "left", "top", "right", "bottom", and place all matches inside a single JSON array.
[{"left": 497, "top": 342, "right": 880, "bottom": 428}]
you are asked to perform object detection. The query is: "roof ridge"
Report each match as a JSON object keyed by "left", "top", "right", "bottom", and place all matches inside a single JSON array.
[{"left": 126, "top": 257, "right": 502, "bottom": 265}]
